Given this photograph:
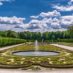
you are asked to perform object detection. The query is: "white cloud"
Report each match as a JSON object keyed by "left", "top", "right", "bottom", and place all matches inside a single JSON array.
[
  {"left": 0, "top": 1, "right": 3, "bottom": 5},
  {"left": 30, "top": 16, "right": 39, "bottom": 19},
  {"left": 18, "top": 10, "right": 61, "bottom": 32},
  {"left": 53, "top": 5, "right": 73, "bottom": 11},
  {"left": 53, "top": 0, "right": 73, "bottom": 11},
  {"left": 0, "top": 0, "right": 14, "bottom": 6},
  {"left": 0, "top": 24, "right": 15, "bottom": 30},
  {"left": 61, "top": 16, "right": 73, "bottom": 26},
  {"left": 0, "top": 16, "right": 25, "bottom": 24},
  {"left": 22, "top": 10, "right": 73, "bottom": 32},
  {"left": 0, "top": 16, "right": 26, "bottom": 32},
  {"left": 39, "top": 10, "right": 61, "bottom": 17},
  {"left": 68, "top": 0, "right": 73, "bottom": 5},
  {"left": 70, "top": 0, "right": 73, "bottom": 2},
  {"left": 27, "top": 10, "right": 61, "bottom": 30},
  {"left": 1, "top": 10, "right": 73, "bottom": 32},
  {"left": 30, "top": 10, "right": 61, "bottom": 19},
  {"left": 51, "top": 18, "right": 61, "bottom": 29}
]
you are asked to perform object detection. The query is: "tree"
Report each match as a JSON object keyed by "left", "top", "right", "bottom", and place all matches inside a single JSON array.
[
  {"left": 68, "top": 25, "right": 73, "bottom": 38},
  {"left": 6, "top": 30, "right": 18, "bottom": 38}
]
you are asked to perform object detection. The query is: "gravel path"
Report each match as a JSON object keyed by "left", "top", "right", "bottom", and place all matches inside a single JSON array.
[
  {"left": 0, "top": 68, "right": 73, "bottom": 73},
  {"left": 0, "top": 43, "right": 24, "bottom": 51},
  {"left": 51, "top": 44, "right": 73, "bottom": 51}
]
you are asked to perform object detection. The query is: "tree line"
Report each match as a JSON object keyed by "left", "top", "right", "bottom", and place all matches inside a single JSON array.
[{"left": 0, "top": 26, "right": 73, "bottom": 42}]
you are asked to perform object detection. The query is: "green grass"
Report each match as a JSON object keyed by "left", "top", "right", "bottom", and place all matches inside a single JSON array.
[{"left": 0, "top": 43, "right": 73, "bottom": 69}]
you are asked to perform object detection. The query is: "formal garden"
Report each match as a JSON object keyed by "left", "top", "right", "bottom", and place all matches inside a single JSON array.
[
  {"left": 0, "top": 43, "right": 73, "bottom": 69},
  {"left": 0, "top": 26, "right": 73, "bottom": 70}
]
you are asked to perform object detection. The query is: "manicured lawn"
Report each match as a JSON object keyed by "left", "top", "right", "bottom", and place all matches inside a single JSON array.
[{"left": 0, "top": 43, "right": 73, "bottom": 69}]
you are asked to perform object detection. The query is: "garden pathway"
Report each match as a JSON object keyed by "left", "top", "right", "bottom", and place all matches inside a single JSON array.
[
  {"left": 0, "top": 43, "right": 24, "bottom": 51},
  {"left": 51, "top": 44, "right": 73, "bottom": 51},
  {"left": 0, "top": 68, "right": 73, "bottom": 73}
]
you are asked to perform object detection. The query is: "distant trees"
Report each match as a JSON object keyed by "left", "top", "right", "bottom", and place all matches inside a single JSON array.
[
  {"left": 0, "top": 28, "right": 73, "bottom": 42},
  {"left": 68, "top": 25, "right": 73, "bottom": 38},
  {"left": 6, "top": 30, "right": 19, "bottom": 38},
  {"left": 0, "top": 30, "right": 18, "bottom": 38}
]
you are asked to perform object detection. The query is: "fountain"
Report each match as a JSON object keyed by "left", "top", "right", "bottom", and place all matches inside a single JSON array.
[
  {"left": 35, "top": 40, "right": 39, "bottom": 52},
  {"left": 13, "top": 40, "right": 59, "bottom": 56},
  {"left": 34, "top": 40, "right": 39, "bottom": 56}
]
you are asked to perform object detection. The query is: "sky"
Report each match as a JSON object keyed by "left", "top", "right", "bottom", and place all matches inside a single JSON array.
[{"left": 0, "top": 0, "right": 73, "bottom": 32}]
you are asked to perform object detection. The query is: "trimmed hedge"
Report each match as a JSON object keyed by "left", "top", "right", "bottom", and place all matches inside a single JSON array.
[{"left": 0, "top": 37, "right": 26, "bottom": 47}]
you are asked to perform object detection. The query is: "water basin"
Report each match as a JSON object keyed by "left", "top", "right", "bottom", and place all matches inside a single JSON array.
[{"left": 13, "top": 51, "right": 59, "bottom": 56}]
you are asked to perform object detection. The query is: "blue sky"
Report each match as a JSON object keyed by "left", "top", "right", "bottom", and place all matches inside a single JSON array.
[
  {"left": 0, "top": 0, "right": 73, "bottom": 32},
  {"left": 0, "top": 0, "right": 69, "bottom": 18}
]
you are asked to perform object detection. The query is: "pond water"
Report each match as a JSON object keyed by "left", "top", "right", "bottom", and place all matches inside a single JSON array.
[{"left": 13, "top": 51, "right": 59, "bottom": 56}]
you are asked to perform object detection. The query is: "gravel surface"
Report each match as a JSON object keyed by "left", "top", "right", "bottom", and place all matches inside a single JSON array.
[
  {"left": 0, "top": 43, "right": 24, "bottom": 51},
  {"left": 51, "top": 44, "right": 73, "bottom": 51}
]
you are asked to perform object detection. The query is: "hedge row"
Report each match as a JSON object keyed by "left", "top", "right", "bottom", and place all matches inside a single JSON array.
[{"left": 0, "top": 37, "right": 26, "bottom": 47}]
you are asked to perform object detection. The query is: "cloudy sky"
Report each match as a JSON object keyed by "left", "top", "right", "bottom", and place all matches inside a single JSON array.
[{"left": 0, "top": 0, "right": 73, "bottom": 32}]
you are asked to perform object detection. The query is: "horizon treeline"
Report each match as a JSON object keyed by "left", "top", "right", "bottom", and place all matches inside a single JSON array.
[{"left": 0, "top": 25, "right": 73, "bottom": 42}]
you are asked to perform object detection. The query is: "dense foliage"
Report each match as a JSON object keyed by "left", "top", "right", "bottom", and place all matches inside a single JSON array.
[
  {"left": 0, "top": 37, "right": 26, "bottom": 47},
  {"left": 0, "top": 31, "right": 72, "bottom": 42},
  {"left": 0, "top": 26, "right": 73, "bottom": 42}
]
